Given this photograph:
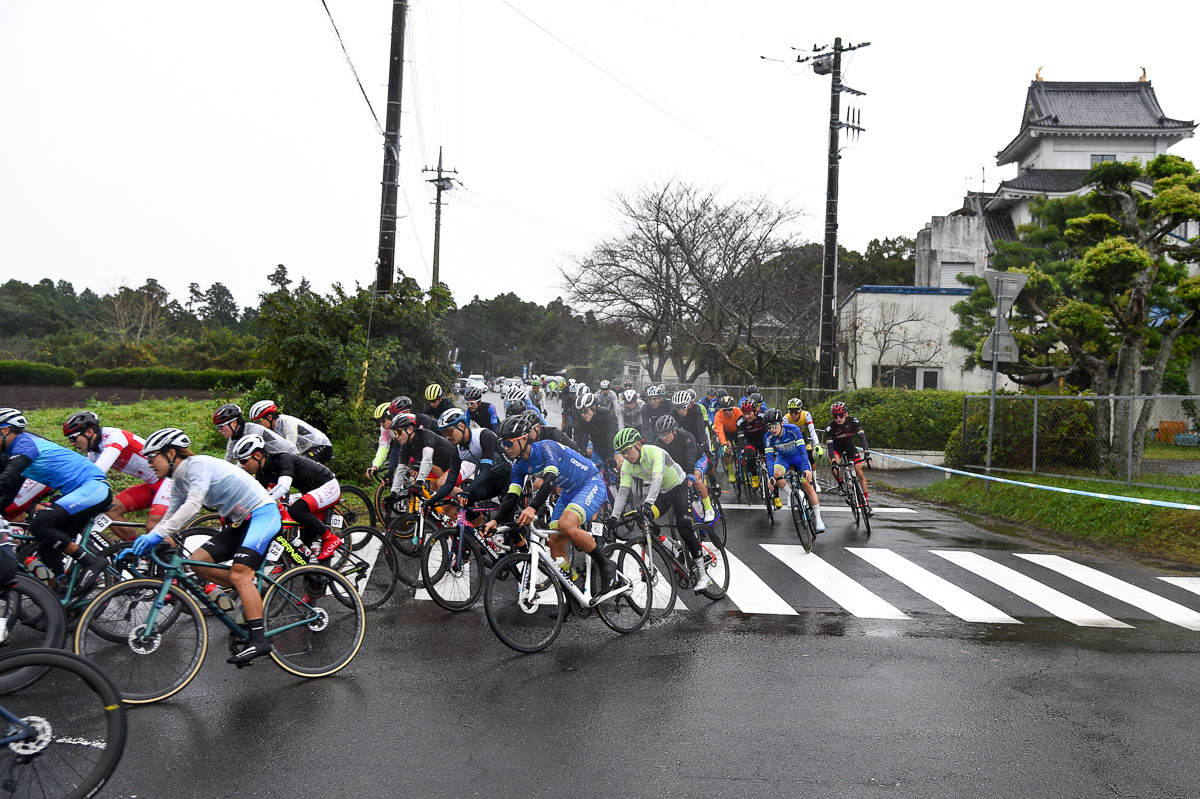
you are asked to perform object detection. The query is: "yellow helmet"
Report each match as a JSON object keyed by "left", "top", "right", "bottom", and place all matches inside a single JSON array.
[
  {"left": 424, "top": 384, "right": 443, "bottom": 402},
  {"left": 373, "top": 402, "right": 392, "bottom": 421}
]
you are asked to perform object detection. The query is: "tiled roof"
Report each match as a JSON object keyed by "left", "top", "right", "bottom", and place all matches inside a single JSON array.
[
  {"left": 1024, "top": 81, "right": 1194, "bottom": 130},
  {"left": 998, "top": 169, "right": 1090, "bottom": 194},
  {"left": 960, "top": 192, "right": 1018, "bottom": 246}
]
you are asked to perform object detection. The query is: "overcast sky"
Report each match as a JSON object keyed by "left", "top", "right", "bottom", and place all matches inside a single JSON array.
[{"left": 3, "top": 1, "right": 1198, "bottom": 311}]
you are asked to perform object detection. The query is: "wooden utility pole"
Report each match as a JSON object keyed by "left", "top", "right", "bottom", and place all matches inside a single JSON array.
[
  {"left": 424, "top": 146, "right": 457, "bottom": 289},
  {"left": 375, "top": 0, "right": 408, "bottom": 295}
]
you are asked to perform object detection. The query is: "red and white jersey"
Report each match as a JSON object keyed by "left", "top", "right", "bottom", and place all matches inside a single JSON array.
[{"left": 89, "top": 427, "right": 158, "bottom": 484}]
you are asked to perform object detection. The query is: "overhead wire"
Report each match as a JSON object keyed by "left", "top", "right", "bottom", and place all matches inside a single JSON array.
[{"left": 318, "top": 0, "right": 383, "bottom": 135}]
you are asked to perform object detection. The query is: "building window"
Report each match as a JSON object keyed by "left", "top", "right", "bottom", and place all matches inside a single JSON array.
[
  {"left": 1091, "top": 154, "right": 1116, "bottom": 165},
  {"left": 872, "top": 365, "right": 942, "bottom": 390},
  {"left": 940, "top": 262, "right": 973, "bottom": 289}
]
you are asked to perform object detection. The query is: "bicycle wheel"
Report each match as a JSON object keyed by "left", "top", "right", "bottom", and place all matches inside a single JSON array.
[
  {"left": 373, "top": 479, "right": 392, "bottom": 529},
  {"left": 262, "top": 565, "right": 365, "bottom": 677},
  {"left": 761, "top": 468, "right": 775, "bottom": 526},
  {"left": 0, "top": 648, "right": 128, "bottom": 799},
  {"left": 623, "top": 536, "right": 676, "bottom": 618},
  {"left": 855, "top": 479, "right": 871, "bottom": 536},
  {"left": 329, "top": 526, "right": 399, "bottom": 610},
  {"left": 74, "top": 578, "right": 207, "bottom": 704},
  {"left": 484, "top": 552, "right": 564, "bottom": 653},
  {"left": 420, "top": 528, "right": 484, "bottom": 612},
  {"left": 791, "top": 491, "right": 814, "bottom": 553},
  {"left": 846, "top": 479, "right": 861, "bottom": 526},
  {"left": 334, "top": 486, "right": 377, "bottom": 546},
  {"left": 387, "top": 514, "right": 424, "bottom": 588},
  {"left": 598, "top": 543, "right": 652, "bottom": 634},
  {"left": 694, "top": 523, "right": 730, "bottom": 600},
  {"left": 0, "top": 576, "right": 69, "bottom": 694},
  {"left": 189, "top": 512, "right": 223, "bottom": 530}
]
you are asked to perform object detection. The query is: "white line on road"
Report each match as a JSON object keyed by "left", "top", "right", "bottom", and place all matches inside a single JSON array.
[
  {"left": 1017, "top": 554, "right": 1200, "bottom": 631},
  {"left": 847, "top": 548, "right": 1020, "bottom": 624},
  {"left": 721, "top": 547, "right": 796, "bottom": 615},
  {"left": 763, "top": 545, "right": 908, "bottom": 619},
  {"left": 1160, "top": 576, "right": 1200, "bottom": 597},
  {"left": 931, "top": 551, "right": 1130, "bottom": 628}
]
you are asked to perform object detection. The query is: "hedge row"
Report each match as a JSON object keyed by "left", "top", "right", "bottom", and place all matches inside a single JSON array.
[
  {"left": 81, "top": 367, "right": 268, "bottom": 390},
  {"left": 799, "top": 388, "right": 967, "bottom": 452},
  {"left": 0, "top": 360, "right": 76, "bottom": 386}
]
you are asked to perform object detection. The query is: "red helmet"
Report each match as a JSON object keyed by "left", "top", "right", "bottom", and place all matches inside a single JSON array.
[
  {"left": 213, "top": 403, "right": 242, "bottom": 425},
  {"left": 739, "top": 398, "right": 755, "bottom": 412},
  {"left": 831, "top": 401, "right": 848, "bottom": 417}
]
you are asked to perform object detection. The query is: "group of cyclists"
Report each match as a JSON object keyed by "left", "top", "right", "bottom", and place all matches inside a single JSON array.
[{"left": 0, "top": 377, "right": 873, "bottom": 662}]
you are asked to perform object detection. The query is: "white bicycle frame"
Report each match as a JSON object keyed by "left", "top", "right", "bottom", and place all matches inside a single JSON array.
[{"left": 511, "top": 525, "right": 630, "bottom": 609}]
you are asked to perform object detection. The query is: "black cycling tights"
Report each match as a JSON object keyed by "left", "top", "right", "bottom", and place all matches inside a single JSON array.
[
  {"left": 287, "top": 497, "right": 326, "bottom": 547},
  {"left": 652, "top": 485, "right": 700, "bottom": 559},
  {"left": 30, "top": 499, "right": 109, "bottom": 572}
]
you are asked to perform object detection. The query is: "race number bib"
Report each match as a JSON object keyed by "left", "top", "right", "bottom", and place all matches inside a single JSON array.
[
  {"left": 266, "top": 539, "right": 285, "bottom": 563},
  {"left": 330, "top": 514, "right": 344, "bottom": 530}
]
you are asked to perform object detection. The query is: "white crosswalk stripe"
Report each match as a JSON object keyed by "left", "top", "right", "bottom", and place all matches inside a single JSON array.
[
  {"left": 1018, "top": 554, "right": 1200, "bottom": 631},
  {"left": 1160, "top": 576, "right": 1200, "bottom": 597},
  {"left": 931, "top": 550, "right": 1130, "bottom": 628},
  {"left": 722, "top": 547, "right": 796, "bottom": 615},
  {"left": 848, "top": 547, "right": 1020, "bottom": 624},
  {"left": 763, "top": 545, "right": 909, "bottom": 619}
]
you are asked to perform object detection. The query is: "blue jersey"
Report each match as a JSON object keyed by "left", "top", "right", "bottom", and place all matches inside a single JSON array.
[
  {"left": 765, "top": 422, "right": 811, "bottom": 473},
  {"left": 508, "top": 440, "right": 597, "bottom": 495},
  {"left": 6, "top": 432, "right": 106, "bottom": 494}
]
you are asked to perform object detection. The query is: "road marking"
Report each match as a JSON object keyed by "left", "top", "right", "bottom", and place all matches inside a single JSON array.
[
  {"left": 720, "top": 504, "right": 916, "bottom": 513},
  {"left": 931, "top": 551, "right": 1131, "bottom": 628},
  {"left": 1160, "top": 576, "right": 1200, "bottom": 597},
  {"left": 763, "top": 545, "right": 908, "bottom": 619},
  {"left": 1018, "top": 554, "right": 1200, "bottom": 631},
  {"left": 847, "top": 548, "right": 1020, "bottom": 624},
  {"left": 722, "top": 547, "right": 796, "bottom": 615}
]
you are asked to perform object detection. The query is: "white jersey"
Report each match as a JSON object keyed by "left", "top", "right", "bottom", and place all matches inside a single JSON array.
[
  {"left": 157, "top": 455, "right": 273, "bottom": 537},
  {"left": 223, "top": 422, "right": 297, "bottom": 463},
  {"left": 90, "top": 427, "right": 157, "bottom": 484},
  {"left": 274, "top": 414, "right": 331, "bottom": 453}
]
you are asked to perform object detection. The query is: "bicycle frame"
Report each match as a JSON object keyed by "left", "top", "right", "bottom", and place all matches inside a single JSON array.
[{"left": 515, "top": 527, "right": 629, "bottom": 610}]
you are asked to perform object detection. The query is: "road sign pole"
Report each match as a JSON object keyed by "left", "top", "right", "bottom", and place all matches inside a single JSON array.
[{"left": 985, "top": 298, "right": 1001, "bottom": 493}]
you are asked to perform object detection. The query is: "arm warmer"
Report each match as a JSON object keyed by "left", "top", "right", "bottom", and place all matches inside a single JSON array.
[
  {"left": 530, "top": 471, "right": 558, "bottom": 509},
  {"left": 268, "top": 475, "right": 293, "bottom": 500},
  {"left": 0, "top": 455, "right": 33, "bottom": 510}
]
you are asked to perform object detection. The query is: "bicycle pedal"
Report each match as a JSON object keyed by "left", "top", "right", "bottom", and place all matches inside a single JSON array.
[{"left": 234, "top": 660, "right": 254, "bottom": 670}]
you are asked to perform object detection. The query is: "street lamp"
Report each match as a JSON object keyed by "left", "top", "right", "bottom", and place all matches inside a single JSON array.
[{"left": 480, "top": 350, "right": 495, "bottom": 377}]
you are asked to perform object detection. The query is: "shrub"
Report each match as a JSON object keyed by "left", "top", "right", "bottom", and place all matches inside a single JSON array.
[
  {"left": 796, "top": 388, "right": 967, "bottom": 451},
  {"left": 81, "top": 367, "right": 267, "bottom": 390},
  {"left": 0, "top": 360, "right": 76, "bottom": 386}
]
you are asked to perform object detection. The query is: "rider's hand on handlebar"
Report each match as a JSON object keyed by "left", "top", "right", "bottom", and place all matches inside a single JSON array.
[{"left": 516, "top": 505, "right": 537, "bottom": 528}]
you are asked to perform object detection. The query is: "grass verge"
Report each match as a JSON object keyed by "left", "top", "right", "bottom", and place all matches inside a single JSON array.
[{"left": 881, "top": 472, "right": 1200, "bottom": 568}]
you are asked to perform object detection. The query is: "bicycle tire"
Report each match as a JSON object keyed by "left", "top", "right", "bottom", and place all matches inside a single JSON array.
[
  {"left": 856, "top": 479, "right": 871, "bottom": 537},
  {"left": 334, "top": 485, "right": 377, "bottom": 542},
  {"left": 761, "top": 467, "right": 775, "bottom": 526},
  {"left": 420, "top": 528, "right": 484, "bottom": 611},
  {"left": 0, "top": 576, "right": 69, "bottom": 694},
  {"left": 598, "top": 542, "right": 652, "bottom": 634},
  {"left": 791, "top": 490, "right": 814, "bottom": 553},
  {"left": 694, "top": 523, "right": 730, "bottom": 600},
  {"left": 847, "top": 478, "right": 861, "bottom": 526},
  {"left": 329, "top": 526, "right": 399, "bottom": 610},
  {"left": 262, "top": 565, "right": 365, "bottom": 677},
  {"left": 0, "top": 647, "right": 128, "bottom": 799},
  {"left": 624, "top": 535, "right": 676, "bottom": 618},
  {"left": 373, "top": 479, "right": 392, "bottom": 530},
  {"left": 74, "top": 578, "right": 207, "bottom": 704},
  {"left": 387, "top": 514, "right": 425, "bottom": 588},
  {"left": 189, "top": 512, "right": 223, "bottom": 530},
  {"left": 484, "top": 552, "right": 564, "bottom": 653}
]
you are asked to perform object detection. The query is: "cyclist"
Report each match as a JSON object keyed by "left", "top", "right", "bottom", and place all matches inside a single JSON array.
[
  {"left": 463, "top": 386, "right": 500, "bottom": 433},
  {"left": 605, "top": 427, "right": 710, "bottom": 593},
  {"left": 671, "top": 388, "right": 713, "bottom": 457},
  {"left": 784, "top": 398, "right": 824, "bottom": 463},
  {"left": 763, "top": 409, "right": 825, "bottom": 531},
  {"left": 573, "top": 391, "right": 618, "bottom": 471},
  {"left": 424, "top": 408, "right": 512, "bottom": 528},
  {"left": 62, "top": 410, "right": 169, "bottom": 538},
  {"left": 422, "top": 384, "right": 457, "bottom": 420},
  {"left": 825, "top": 401, "right": 872, "bottom": 515},
  {"left": 503, "top": 385, "right": 546, "bottom": 424},
  {"left": 737, "top": 399, "right": 768, "bottom": 488},
  {"left": 233, "top": 435, "right": 344, "bottom": 561},
  {"left": 643, "top": 385, "right": 672, "bottom": 435},
  {"left": 561, "top": 382, "right": 584, "bottom": 440},
  {"left": 699, "top": 386, "right": 721, "bottom": 417},
  {"left": 214, "top": 403, "right": 297, "bottom": 464},
  {"left": 738, "top": 384, "right": 764, "bottom": 411},
  {"left": 389, "top": 412, "right": 456, "bottom": 505},
  {"left": 484, "top": 415, "right": 619, "bottom": 592},
  {"left": 365, "top": 401, "right": 395, "bottom": 481},
  {"left": 711, "top": 396, "right": 743, "bottom": 484},
  {"left": 653, "top": 415, "right": 714, "bottom": 522},
  {"left": 524, "top": 410, "right": 582, "bottom": 453},
  {"left": 390, "top": 395, "right": 437, "bottom": 432},
  {"left": 528, "top": 382, "right": 546, "bottom": 416},
  {"left": 129, "top": 428, "right": 282, "bottom": 665},
  {"left": 247, "top": 400, "right": 333, "bottom": 464},
  {"left": 594, "top": 380, "right": 619, "bottom": 416},
  {"left": 0, "top": 408, "right": 109, "bottom": 591},
  {"left": 618, "top": 388, "right": 644, "bottom": 433}
]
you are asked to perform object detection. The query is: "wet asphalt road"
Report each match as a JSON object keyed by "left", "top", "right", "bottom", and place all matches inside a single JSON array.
[{"left": 94, "top": 395, "right": 1200, "bottom": 798}]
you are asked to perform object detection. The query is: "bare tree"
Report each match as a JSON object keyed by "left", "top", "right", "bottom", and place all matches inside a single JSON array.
[
  {"left": 103, "top": 280, "right": 170, "bottom": 343},
  {"left": 846, "top": 300, "right": 945, "bottom": 387}
]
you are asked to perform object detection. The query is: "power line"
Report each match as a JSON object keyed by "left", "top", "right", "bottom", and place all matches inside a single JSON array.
[{"left": 318, "top": 0, "right": 383, "bottom": 135}]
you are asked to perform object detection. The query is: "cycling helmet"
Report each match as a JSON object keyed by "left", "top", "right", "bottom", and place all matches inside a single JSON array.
[
  {"left": 575, "top": 383, "right": 589, "bottom": 396},
  {"left": 787, "top": 397, "right": 803, "bottom": 411},
  {"left": 750, "top": 392, "right": 764, "bottom": 406},
  {"left": 389, "top": 396, "right": 413, "bottom": 415},
  {"left": 142, "top": 427, "right": 191, "bottom": 456},
  {"left": 746, "top": 384, "right": 759, "bottom": 395},
  {"left": 0, "top": 408, "right": 28, "bottom": 431},
  {"left": 437, "top": 407, "right": 470, "bottom": 430},
  {"left": 505, "top": 399, "right": 527, "bottom": 417},
  {"left": 621, "top": 389, "right": 638, "bottom": 404},
  {"left": 831, "top": 401, "right": 848, "bottom": 417},
  {"left": 463, "top": 386, "right": 484, "bottom": 403},
  {"left": 424, "top": 384, "right": 443, "bottom": 402},
  {"left": 248, "top": 400, "right": 278, "bottom": 421},
  {"left": 497, "top": 414, "right": 533, "bottom": 440},
  {"left": 706, "top": 386, "right": 718, "bottom": 397},
  {"left": 63, "top": 410, "right": 100, "bottom": 438},
  {"left": 645, "top": 385, "right": 664, "bottom": 398},
  {"left": 373, "top": 402, "right": 392, "bottom": 421},
  {"left": 739, "top": 398, "right": 755, "bottom": 412},
  {"left": 613, "top": 427, "right": 643, "bottom": 451},
  {"left": 654, "top": 415, "right": 679, "bottom": 435},
  {"left": 622, "top": 379, "right": 633, "bottom": 389},
  {"left": 521, "top": 410, "right": 543, "bottom": 428},
  {"left": 231, "top": 434, "right": 266, "bottom": 462},
  {"left": 504, "top": 385, "right": 528, "bottom": 403},
  {"left": 719, "top": 395, "right": 736, "bottom": 410},
  {"left": 391, "top": 412, "right": 417, "bottom": 431},
  {"left": 672, "top": 389, "right": 696, "bottom": 408},
  {"left": 212, "top": 403, "right": 242, "bottom": 425},
  {"left": 763, "top": 408, "right": 784, "bottom": 426},
  {"left": 599, "top": 380, "right": 611, "bottom": 390},
  {"left": 575, "top": 391, "right": 597, "bottom": 410}
]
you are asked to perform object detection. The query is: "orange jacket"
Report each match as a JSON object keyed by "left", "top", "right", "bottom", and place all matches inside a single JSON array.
[{"left": 712, "top": 406, "right": 742, "bottom": 447}]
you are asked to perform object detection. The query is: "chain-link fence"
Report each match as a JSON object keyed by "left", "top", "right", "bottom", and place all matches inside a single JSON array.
[
  {"left": 693, "top": 385, "right": 839, "bottom": 412},
  {"left": 961, "top": 395, "right": 1200, "bottom": 492}
]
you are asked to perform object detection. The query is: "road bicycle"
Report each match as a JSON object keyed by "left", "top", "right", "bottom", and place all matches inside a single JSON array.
[
  {"left": 831, "top": 457, "right": 871, "bottom": 537},
  {"left": 0, "top": 575, "right": 69, "bottom": 694},
  {"left": 482, "top": 524, "right": 651, "bottom": 653},
  {"left": 781, "top": 467, "right": 818, "bottom": 553},
  {"left": 0, "top": 647, "right": 128, "bottom": 799},
  {"left": 755, "top": 457, "right": 775, "bottom": 526},
  {"left": 419, "top": 496, "right": 509, "bottom": 612},
  {"left": 687, "top": 472, "right": 726, "bottom": 547},
  {"left": 73, "top": 543, "right": 365, "bottom": 703},
  {"left": 613, "top": 511, "right": 729, "bottom": 619}
]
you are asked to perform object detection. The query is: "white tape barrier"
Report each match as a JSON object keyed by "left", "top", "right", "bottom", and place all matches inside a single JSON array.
[{"left": 874, "top": 452, "right": 1200, "bottom": 512}]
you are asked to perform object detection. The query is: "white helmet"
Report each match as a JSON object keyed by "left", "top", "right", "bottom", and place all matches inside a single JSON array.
[
  {"left": 0, "top": 408, "right": 28, "bottom": 431},
  {"left": 231, "top": 434, "right": 266, "bottom": 462},
  {"left": 599, "top": 380, "right": 611, "bottom": 390},
  {"left": 504, "top": 385, "right": 528, "bottom": 402},
  {"left": 142, "top": 428, "right": 191, "bottom": 457},
  {"left": 621, "top": 389, "right": 638, "bottom": 403},
  {"left": 575, "top": 391, "right": 597, "bottom": 410}
]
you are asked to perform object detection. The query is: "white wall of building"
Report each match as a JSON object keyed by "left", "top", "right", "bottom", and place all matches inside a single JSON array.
[{"left": 1020, "top": 135, "right": 1172, "bottom": 171}]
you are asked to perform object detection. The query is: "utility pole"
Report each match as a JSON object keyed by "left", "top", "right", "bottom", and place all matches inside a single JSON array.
[
  {"left": 797, "top": 38, "right": 869, "bottom": 390},
  {"left": 375, "top": 0, "right": 408, "bottom": 296},
  {"left": 423, "top": 146, "right": 457, "bottom": 289}
]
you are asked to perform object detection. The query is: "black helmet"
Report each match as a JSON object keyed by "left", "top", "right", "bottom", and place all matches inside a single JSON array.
[
  {"left": 212, "top": 403, "right": 242, "bottom": 425},
  {"left": 746, "top": 384, "right": 759, "bottom": 394},
  {"left": 654, "top": 415, "right": 679, "bottom": 435},
  {"left": 763, "top": 408, "right": 784, "bottom": 426},
  {"left": 498, "top": 414, "right": 533, "bottom": 440},
  {"left": 505, "top": 399, "right": 527, "bottom": 417},
  {"left": 63, "top": 410, "right": 100, "bottom": 438}
]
